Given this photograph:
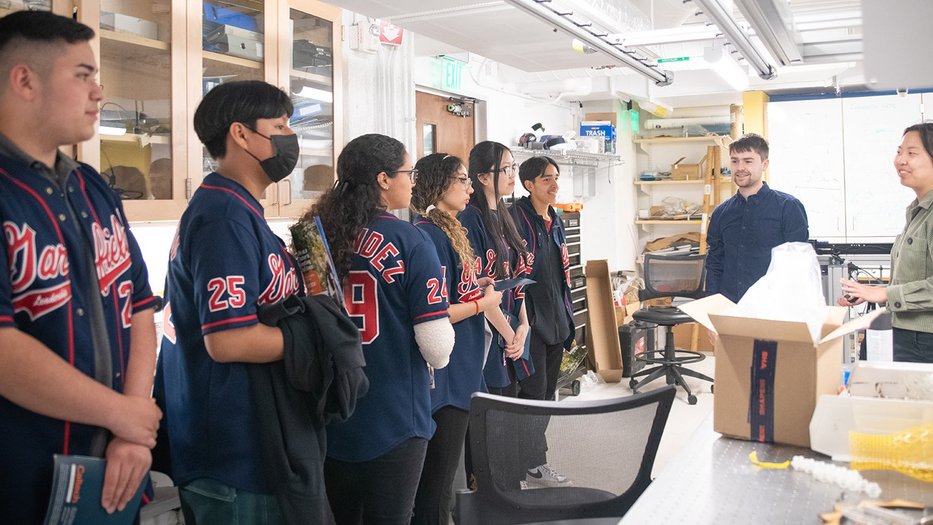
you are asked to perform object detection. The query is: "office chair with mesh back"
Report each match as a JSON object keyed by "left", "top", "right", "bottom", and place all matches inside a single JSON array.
[
  {"left": 629, "top": 253, "right": 713, "bottom": 405},
  {"left": 454, "top": 386, "right": 676, "bottom": 525}
]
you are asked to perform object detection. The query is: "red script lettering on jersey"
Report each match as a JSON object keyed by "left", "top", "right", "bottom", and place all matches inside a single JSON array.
[
  {"left": 258, "top": 253, "right": 301, "bottom": 304},
  {"left": 354, "top": 228, "right": 405, "bottom": 284},
  {"left": 93, "top": 215, "right": 131, "bottom": 295},
  {"left": 4, "top": 221, "right": 72, "bottom": 319}
]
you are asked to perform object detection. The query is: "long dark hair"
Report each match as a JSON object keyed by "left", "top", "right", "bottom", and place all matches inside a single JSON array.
[
  {"left": 411, "top": 153, "right": 476, "bottom": 271},
  {"left": 305, "top": 133, "right": 407, "bottom": 282},
  {"left": 468, "top": 141, "right": 527, "bottom": 278}
]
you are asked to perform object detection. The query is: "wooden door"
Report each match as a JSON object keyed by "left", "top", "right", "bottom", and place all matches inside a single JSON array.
[{"left": 415, "top": 91, "right": 475, "bottom": 163}]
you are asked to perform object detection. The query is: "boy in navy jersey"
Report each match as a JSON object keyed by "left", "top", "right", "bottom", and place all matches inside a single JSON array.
[
  {"left": 158, "top": 81, "right": 308, "bottom": 524},
  {"left": 0, "top": 11, "right": 161, "bottom": 524}
]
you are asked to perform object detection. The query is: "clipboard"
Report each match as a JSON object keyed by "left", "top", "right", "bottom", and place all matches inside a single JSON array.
[{"left": 493, "top": 277, "right": 535, "bottom": 291}]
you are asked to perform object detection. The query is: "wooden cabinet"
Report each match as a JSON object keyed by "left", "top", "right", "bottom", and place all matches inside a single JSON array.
[
  {"left": 61, "top": 0, "right": 342, "bottom": 221},
  {"left": 632, "top": 136, "right": 732, "bottom": 254}
]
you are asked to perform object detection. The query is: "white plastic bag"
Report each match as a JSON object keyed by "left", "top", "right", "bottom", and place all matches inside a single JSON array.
[{"left": 734, "top": 242, "right": 826, "bottom": 342}]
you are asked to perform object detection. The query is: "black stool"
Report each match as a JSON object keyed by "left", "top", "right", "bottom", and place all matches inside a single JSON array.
[{"left": 629, "top": 253, "right": 714, "bottom": 405}]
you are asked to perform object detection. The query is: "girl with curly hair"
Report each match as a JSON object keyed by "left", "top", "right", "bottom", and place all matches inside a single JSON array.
[
  {"left": 409, "top": 153, "right": 503, "bottom": 524},
  {"left": 303, "top": 134, "right": 455, "bottom": 524}
]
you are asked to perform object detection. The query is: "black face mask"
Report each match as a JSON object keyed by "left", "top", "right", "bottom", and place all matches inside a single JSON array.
[{"left": 243, "top": 126, "right": 300, "bottom": 183}]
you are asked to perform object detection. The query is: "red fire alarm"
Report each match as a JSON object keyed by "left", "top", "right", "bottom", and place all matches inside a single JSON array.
[{"left": 379, "top": 20, "right": 403, "bottom": 46}]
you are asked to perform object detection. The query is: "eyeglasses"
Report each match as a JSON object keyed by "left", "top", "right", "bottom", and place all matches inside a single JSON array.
[
  {"left": 488, "top": 164, "right": 518, "bottom": 178},
  {"left": 449, "top": 176, "right": 472, "bottom": 188},
  {"left": 392, "top": 168, "right": 419, "bottom": 183}
]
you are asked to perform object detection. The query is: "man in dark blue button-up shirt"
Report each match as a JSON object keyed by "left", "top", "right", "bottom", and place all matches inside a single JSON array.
[{"left": 705, "top": 134, "right": 809, "bottom": 302}]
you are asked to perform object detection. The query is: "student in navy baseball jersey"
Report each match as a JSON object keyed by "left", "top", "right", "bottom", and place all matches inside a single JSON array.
[
  {"left": 307, "top": 134, "right": 454, "bottom": 525},
  {"left": 0, "top": 11, "right": 162, "bottom": 524},
  {"left": 409, "top": 153, "right": 504, "bottom": 525},
  {"left": 157, "top": 81, "right": 306, "bottom": 524},
  {"left": 459, "top": 141, "right": 531, "bottom": 396},
  {"left": 511, "top": 156, "right": 576, "bottom": 487}
]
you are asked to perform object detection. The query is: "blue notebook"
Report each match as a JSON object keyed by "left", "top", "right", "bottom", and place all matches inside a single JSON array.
[{"left": 43, "top": 454, "right": 144, "bottom": 525}]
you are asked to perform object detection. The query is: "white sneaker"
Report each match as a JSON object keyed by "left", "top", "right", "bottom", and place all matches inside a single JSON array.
[{"left": 525, "top": 463, "right": 571, "bottom": 487}]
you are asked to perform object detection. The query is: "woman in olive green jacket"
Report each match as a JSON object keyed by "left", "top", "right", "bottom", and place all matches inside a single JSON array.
[{"left": 838, "top": 122, "right": 933, "bottom": 363}]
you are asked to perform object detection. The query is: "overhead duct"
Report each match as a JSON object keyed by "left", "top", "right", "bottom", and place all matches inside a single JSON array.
[
  {"left": 692, "top": 0, "right": 777, "bottom": 80},
  {"left": 733, "top": 0, "right": 802, "bottom": 66},
  {"left": 504, "top": 0, "right": 674, "bottom": 86}
]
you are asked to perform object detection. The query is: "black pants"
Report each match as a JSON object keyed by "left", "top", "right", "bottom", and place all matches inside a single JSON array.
[
  {"left": 517, "top": 336, "right": 564, "bottom": 469},
  {"left": 411, "top": 407, "right": 470, "bottom": 525},
  {"left": 324, "top": 438, "right": 428, "bottom": 525},
  {"left": 892, "top": 327, "right": 933, "bottom": 363},
  {"left": 518, "top": 336, "right": 564, "bottom": 402}
]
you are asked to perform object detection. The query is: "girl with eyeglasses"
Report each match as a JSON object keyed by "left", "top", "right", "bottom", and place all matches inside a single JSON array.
[
  {"left": 460, "top": 141, "right": 533, "bottom": 395},
  {"left": 409, "top": 153, "right": 504, "bottom": 524},
  {"left": 304, "top": 134, "right": 455, "bottom": 524}
]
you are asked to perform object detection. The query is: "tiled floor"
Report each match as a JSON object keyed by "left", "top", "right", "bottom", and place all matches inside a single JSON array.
[{"left": 566, "top": 352, "right": 716, "bottom": 477}]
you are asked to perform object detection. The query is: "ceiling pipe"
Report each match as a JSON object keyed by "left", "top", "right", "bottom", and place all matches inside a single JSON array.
[
  {"left": 692, "top": 0, "right": 777, "bottom": 80},
  {"left": 733, "top": 0, "right": 802, "bottom": 66},
  {"left": 504, "top": 0, "right": 673, "bottom": 86}
]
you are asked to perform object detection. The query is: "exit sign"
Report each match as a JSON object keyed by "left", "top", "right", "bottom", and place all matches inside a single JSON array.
[
  {"left": 658, "top": 56, "right": 690, "bottom": 63},
  {"left": 442, "top": 58, "right": 462, "bottom": 90}
]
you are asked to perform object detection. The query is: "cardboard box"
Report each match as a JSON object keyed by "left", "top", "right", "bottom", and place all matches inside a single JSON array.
[
  {"left": 671, "top": 155, "right": 707, "bottom": 180},
  {"left": 580, "top": 121, "right": 616, "bottom": 155},
  {"left": 672, "top": 322, "right": 714, "bottom": 352},
  {"left": 614, "top": 301, "right": 641, "bottom": 327},
  {"left": 101, "top": 12, "right": 159, "bottom": 40},
  {"left": 584, "top": 260, "right": 623, "bottom": 382},
  {"left": 584, "top": 112, "right": 617, "bottom": 127},
  {"left": 679, "top": 295, "right": 884, "bottom": 448}
]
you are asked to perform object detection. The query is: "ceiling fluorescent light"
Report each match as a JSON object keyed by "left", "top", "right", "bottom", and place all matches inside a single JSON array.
[
  {"left": 504, "top": 0, "right": 673, "bottom": 86},
  {"left": 692, "top": 0, "right": 776, "bottom": 80},
  {"left": 733, "top": 0, "right": 802, "bottom": 66}
]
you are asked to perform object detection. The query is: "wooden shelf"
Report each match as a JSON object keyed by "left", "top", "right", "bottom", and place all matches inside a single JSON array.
[
  {"left": 634, "top": 135, "right": 728, "bottom": 145},
  {"left": 202, "top": 50, "right": 262, "bottom": 70},
  {"left": 290, "top": 69, "right": 332, "bottom": 85},
  {"left": 100, "top": 29, "right": 169, "bottom": 51},
  {"left": 102, "top": 133, "right": 171, "bottom": 145},
  {"left": 635, "top": 219, "right": 702, "bottom": 225},
  {"left": 635, "top": 177, "right": 732, "bottom": 186}
]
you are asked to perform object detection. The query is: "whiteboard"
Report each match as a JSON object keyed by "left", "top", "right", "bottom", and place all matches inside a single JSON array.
[
  {"left": 768, "top": 93, "right": 923, "bottom": 242},
  {"left": 768, "top": 98, "right": 846, "bottom": 239},
  {"left": 842, "top": 94, "right": 919, "bottom": 239}
]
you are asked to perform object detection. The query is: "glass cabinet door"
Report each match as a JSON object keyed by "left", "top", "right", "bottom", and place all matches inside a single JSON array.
[
  {"left": 199, "top": 0, "right": 269, "bottom": 182},
  {"left": 97, "top": 0, "right": 174, "bottom": 203},
  {"left": 0, "top": 1, "right": 52, "bottom": 17},
  {"left": 277, "top": 0, "right": 342, "bottom": 217}
]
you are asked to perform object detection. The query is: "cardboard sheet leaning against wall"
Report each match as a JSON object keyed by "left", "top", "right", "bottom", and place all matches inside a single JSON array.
[{"left": 584, "top": 260, "right": 623, "bottom": 382}]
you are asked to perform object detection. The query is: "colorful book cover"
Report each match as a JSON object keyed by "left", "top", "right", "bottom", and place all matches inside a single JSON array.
[
  {"left": 43, "top": 454, "right": 144, "bottom": 525},
  {"left": 290, "top": 215, "right": 345, "bottom": 309}
]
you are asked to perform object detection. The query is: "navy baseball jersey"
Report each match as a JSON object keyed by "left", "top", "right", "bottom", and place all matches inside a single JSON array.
[
  {"left": 0, "top": 153, "right": 156, "bottom": 524},
  {"left": 159, "top": 172, "right": 303, "bottom": 492},
  {"left": 326, "top": 213, "right": 449, "bottom": 462},
  {"left": 415, "top": 218, "right": 486, "bottom": 412},
  {"left": 457, "top": 205, "right": 533, "bottom": 388}
]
